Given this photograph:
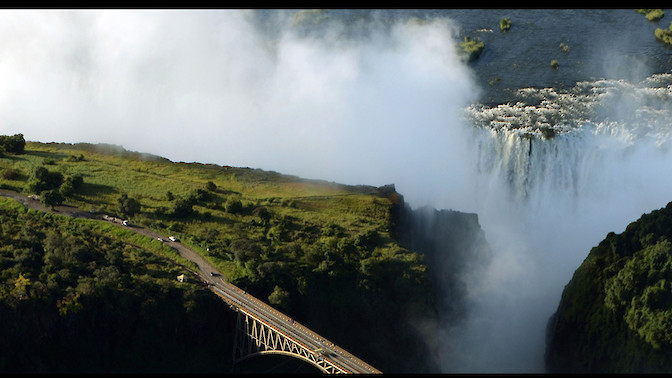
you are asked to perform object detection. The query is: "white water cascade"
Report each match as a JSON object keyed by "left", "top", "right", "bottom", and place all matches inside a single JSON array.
[{"left": 439, "top": 72, "right": 672, "bottom": 373}]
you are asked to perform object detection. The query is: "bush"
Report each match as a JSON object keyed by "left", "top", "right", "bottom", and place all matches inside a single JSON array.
[
  {"left": 654, "top": 22, "right": 672, "bottom": 46},
  {"left": 459, "top": 36, "right": 484, "bottom": 62},
  {"left": 27, "top": 166, "right": 64, "bottom": 194},
  {"left": 171, "top": 198, "right": 193, "bottom": 218},
  {"left": 225, "top": 198, "right": 243, "bottom": 214},
  {"left": 636, "top": 9, "right": 664, "bottom": 22},
  {"left": 117, "top": 194, "right": 141, "bottom": 218},
  {"left": 499, "top": 17, "right": 511, "bottom": 32},
  {"left": 60, "top": 175, "right": 84, "bottom": 197},
  {"left": 1, "top": 168, "right": 22, "bottom": 180},
  {"left": 550, "top": 59, "right": 559, "bottom": 69},
  {"left": 0, "top": 133, "right": 26, "bottom": 154}
]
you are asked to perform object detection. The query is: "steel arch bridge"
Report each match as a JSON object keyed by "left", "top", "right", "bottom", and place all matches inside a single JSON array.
[
  {"left": 232, "top": 309, "right": 349, "bottom": 374},
  {"left": 210, "top": 282, "right": 381, "bottom": 374}
]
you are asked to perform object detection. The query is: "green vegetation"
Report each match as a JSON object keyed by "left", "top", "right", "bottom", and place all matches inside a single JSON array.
[
  {"left": 546, "top": 201, "right": 672, "bottom": 373},
  {"left": 0, "top": 139, "right": 441, "bottom": 373},
  {"left": 0, "top": 133, "right": 26, "bottom": 155},
  {"left": 459, "top": 36, "right": 484, "bottom": 62},
  {"left": 0, "top": 195, "right": 230, "bottom": 373},
  {"left": 499, "top": 17, "right": 511, "bottom": 32},
  {"left": 655, "top": 21, "right": 672, "bottom": 46},
  {"left": 559, "top": 42, "right": 570, "bottom": 53},
  {"left": 550, "top": 59, "right": 559, "bottom": 69},
  {"left": 636, "top": 9, "right": 665, "bottom": 22}
]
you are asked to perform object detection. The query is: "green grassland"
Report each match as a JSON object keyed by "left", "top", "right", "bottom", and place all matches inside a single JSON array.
[
  {"left": 1, "top": 142, "right": 403, "bottom": 279},
  {"left": 0, "top": 140, "right": 439, "bottom": 373}
]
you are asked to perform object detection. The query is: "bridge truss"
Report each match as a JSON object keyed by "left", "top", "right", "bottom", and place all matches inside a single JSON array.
[{"left": 232, "top": 309, "right": 348, "bottom": 374}]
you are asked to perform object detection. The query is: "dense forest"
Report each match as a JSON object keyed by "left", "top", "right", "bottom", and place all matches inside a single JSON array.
[
  {"left": 546, "top": 201, "right": 672, "bottom": 373},
  {"left": 0, "top": 196, "right": 236, "bottom": 373},
  {"left": 0, "top": 137, "right": 491, "bottom": 373}
]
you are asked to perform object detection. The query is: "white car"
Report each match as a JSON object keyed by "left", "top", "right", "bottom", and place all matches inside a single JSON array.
[{"left": 169, "top": 236, "right": 178, "bottom": 242}]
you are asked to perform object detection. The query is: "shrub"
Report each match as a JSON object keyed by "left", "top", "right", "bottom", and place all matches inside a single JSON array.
[
  {"left": 499, "top": 17, "right": 511, "bottom": 32},
  {"left": 171, "top": 198, "right": 193, "bottom": 218},
  {"left": 67, "top": 154, "right": 85, "bottom": 162},
  {"left": 225, "top": 198, "right": 243, "bottom": 214},
  {"left": 636, "top": 9, "right": 664, "bottom": 22},
  {"left": 0, "top": 133, "right": 25, "bottom": 154},
  {"left": 27, "top": 166, "right": 64, "bottom": 194},
  {"left": 654, "top": 22, "right": 672, "bottom": 46},
  {"left": 117, "top": 194, "right": 141, "bottom": 218},
  {"left": 459, "top": 36, "right": 484, "bottom": 62},
  {"left": 1, "top": 168, "right": 22, "bottom": 180},
  {"left": 550, "top": 59, "right": 559, "bottom": 69}
]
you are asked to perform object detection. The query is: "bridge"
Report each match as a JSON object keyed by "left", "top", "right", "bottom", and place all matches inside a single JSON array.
[{"left": 209, "top": 282, "right": 382, "bottom": 374}]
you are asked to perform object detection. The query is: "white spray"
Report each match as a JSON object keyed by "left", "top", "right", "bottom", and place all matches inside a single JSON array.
[{"left": 1, "top": 9, "right": 671, "bottom": 374}]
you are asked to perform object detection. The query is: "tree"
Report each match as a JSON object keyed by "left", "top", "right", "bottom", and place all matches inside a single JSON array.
[
  {"left": 268, "top": 285, "right": 291, "bottom": 311},
  {"left": 41, "top": 189, "right": 64, "bottom": 210},
  {"left": 205, "top": 181, "right": 217, "bottom": 191},
  {"left": 117, "top": 194, "right": 141, "bottom": 218},
  {"left": 59, "top": 175, "right": 83, "bottom": 197},
  {"left": 28, "top": 166, "right": 64, "bottom": 194},
  {"left": 171, "top": 197, "right": 194, "bottom": 218},
  {"left": 0, "top": 133, "right": 25, "bottom": 154},
  {"left": 225, "top": 198, "right": 243, "bottom": 214},
  {"left": 59, "top": 175, "right": 84, "bottom": 197},
  {"left": 253, "top": 206, "right": 271, "bottom": 225}
]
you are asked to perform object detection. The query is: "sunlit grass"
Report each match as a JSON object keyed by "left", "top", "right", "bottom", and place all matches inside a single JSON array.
[{"left": 2, "top": 141, "right": 397, "bottom": 280}]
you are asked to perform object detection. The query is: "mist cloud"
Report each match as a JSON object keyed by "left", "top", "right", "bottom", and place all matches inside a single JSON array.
[
  {"left": 4, "top": 9, "right": 670, "bottom": 375},
  {"left": 0, "top": 9, "right": 479, "bottom": 209}
]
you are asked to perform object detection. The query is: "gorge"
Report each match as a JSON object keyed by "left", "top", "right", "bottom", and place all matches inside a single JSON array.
[{"left": 1, "top": 9, "right": 671, "bottom": 373}]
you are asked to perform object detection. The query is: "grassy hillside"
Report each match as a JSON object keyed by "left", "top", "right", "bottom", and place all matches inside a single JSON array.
[{"left": 0, "top": 140, "right": 440, "bottom": 373}]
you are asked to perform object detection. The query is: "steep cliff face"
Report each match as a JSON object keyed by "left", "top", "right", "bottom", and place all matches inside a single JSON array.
[
  {"left": 392, "top": 196, "right": 492, "bottom": 324},
  {"left": 545, "top": 201, "right": 672, "bottom": 373}
]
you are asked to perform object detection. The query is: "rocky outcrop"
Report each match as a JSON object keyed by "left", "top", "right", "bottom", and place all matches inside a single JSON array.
[{"left": 392, "top": 196, "right": 492, "bottom": 323}]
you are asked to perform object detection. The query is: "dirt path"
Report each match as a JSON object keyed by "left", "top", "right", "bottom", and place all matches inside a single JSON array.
[{"left": 0, "top": 189, "right": 224, "bottom": 282}]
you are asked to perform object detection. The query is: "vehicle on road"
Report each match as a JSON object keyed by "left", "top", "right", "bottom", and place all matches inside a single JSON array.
[{"left": 169, "top": 236, "right": 178, "bottom": 242}]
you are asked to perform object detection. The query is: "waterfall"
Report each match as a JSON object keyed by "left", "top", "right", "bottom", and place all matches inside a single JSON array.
[{"left": 439, "top": 72, "right": 672, "bottom": 373}]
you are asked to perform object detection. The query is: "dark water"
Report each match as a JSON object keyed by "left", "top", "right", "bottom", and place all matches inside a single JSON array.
[
  {"left": 429, "top": 9, "right": 672, "bottom": 100},
  {"left": 257, "top": 9, "right": 672, "bottom": 104}
]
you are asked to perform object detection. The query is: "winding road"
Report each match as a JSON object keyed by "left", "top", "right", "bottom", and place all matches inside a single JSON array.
[{"left": 0, "top": 189, "right": 382, "bottom": 374}]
